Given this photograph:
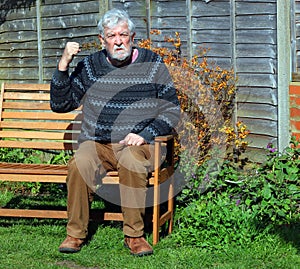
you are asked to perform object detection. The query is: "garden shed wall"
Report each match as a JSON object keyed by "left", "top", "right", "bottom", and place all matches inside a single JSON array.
[{"left": 0, "top": 0, "right": 290, "bottom": 162}]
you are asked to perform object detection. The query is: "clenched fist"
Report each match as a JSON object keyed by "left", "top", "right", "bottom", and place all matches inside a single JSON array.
[{"left": 58, "top": 42, "right": 81, "bottom": 71}]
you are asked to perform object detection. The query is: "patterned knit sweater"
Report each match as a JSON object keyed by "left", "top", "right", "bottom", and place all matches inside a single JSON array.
[{"left": 50, "top": 47, "right": 180, "bottom": 144}]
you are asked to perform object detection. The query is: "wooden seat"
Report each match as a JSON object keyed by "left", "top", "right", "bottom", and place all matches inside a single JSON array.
[{"left": 0, "top": 82, "right": 175, "bottom": 245}]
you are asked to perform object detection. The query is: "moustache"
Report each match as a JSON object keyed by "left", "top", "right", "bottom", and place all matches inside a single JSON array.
[{"left": 114, "top": 44, "right": 126, "bottom": 51}]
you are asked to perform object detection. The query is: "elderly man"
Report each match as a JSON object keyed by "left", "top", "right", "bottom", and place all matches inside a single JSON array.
[{"left": 50, "top": 8, "right": 180, "bottom": 256}]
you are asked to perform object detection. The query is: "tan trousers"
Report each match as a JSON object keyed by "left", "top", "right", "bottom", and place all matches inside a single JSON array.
[{"left": 66, "top": 140, "right": 154, "bottom": 239}]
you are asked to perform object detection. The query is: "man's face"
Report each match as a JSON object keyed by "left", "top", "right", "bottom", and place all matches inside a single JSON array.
[{"left": 99, "top": 22, "right": 135, "bottom": 62}]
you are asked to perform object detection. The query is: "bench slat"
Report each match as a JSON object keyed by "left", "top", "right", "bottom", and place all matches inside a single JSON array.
[
  {"left": 0, "top": 121, "right": 81, "bottom": 130},
  {"left": 0, "top": 209, "right": 123, "bottom": 221},
  {"left": 0, "top": 140, "right": 75, "bottom": 150},
  {"left": 2, "top": 111, "right": 82, "bottom": 120},
  {"left": 0, "top": 174, "right": 67, "bottom": 182},
  {"left": 2, "top": 102, "right": 51, "bottom": 110},
  {"left": 2, "top": 102, "right": 81, "bottom": 111},
  {"left": 4, "top": 92, "right": 50, "bottom": 101},
  {"left": 3, "top": 83, "right": 50, "bottom": 91},
  {"left": 0, "top": 130, "right": 79, "bottom": 140},
  {"left": 0, "top": 209, "right": 67, "bottom": 218},
  {"left": 0, "top": 162, "right": 67, "bottom": 170}
]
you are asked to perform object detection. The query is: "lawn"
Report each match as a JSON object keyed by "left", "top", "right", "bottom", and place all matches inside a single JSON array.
[
  {"left": 1, "top": 182, "right": 300, "bottom": 269},
  {"left": 1, "top": 217, "right": 300, "bottom": 269}
]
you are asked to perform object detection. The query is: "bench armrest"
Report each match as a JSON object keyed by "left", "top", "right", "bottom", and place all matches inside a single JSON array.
[{"left": 154, "top": 135, "right": 174, "bottom": 142}]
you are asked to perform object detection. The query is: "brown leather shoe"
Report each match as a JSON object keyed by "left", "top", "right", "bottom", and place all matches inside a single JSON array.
[
  {"left": 58, "top": 235, "right": 85, "bottom": 253},
  {"left": 124, "top": 236, "right": 153, "bottom": 256}
]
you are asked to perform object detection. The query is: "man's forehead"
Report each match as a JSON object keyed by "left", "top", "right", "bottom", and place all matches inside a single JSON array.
[{"left": 104, "top": 22, "right": 129, "bottom": 33}]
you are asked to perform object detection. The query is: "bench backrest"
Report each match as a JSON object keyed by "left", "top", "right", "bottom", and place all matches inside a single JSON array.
[{"left": 0, "top": 83, "right": 82, "bottom": 151}]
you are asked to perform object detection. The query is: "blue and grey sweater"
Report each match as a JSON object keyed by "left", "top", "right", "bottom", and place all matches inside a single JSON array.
[{"left": 50, "top": 47, "right": 180, "bottom": 144}]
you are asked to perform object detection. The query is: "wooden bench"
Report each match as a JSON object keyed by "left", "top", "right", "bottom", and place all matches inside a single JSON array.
[{"left": 0, "top": 82, "right": 175, "bottom": 245}]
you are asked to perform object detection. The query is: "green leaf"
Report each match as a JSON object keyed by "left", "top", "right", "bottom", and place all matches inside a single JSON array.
[
  {"left": 262, "top": 184, "right": 272, "bottom": 199},
  {"left": 245, "top": 199, "right": 252, "bottom": 206}
]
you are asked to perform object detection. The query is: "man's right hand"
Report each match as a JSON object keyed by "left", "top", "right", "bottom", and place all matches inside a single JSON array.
[{"left": 58, "top": 42, "right": 81, "bottom": 71}]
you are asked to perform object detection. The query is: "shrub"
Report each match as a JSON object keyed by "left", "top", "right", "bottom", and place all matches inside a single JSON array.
[
  {"left": 173, "top": 191, "right": 262, "bottom": 249},
  {"left": 137, "top": 31, "right": 246, "bottom": 167},
  {"left": 241, "top": 137, "right": 300, "bottom": 227},
  {"left": 173, "top": 138, "right": 300, "bottom": 249}
]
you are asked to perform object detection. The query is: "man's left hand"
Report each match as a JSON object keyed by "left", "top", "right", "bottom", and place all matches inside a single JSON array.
[{"left": 119, "top": 133, "right": 145, "bottom": 146}]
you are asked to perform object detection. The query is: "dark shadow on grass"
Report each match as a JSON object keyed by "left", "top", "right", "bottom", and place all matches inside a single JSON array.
[
  {"left": 276, "top": 222, "right": 300, "bottom": 253},
  {"left": 1, "top": 193, "right": 67, "bottom": 210},
  {"left": 1, "top": 186, "right": 175, "bottom": 243}
]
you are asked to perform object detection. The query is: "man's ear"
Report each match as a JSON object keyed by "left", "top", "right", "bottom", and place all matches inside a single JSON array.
[
  {"left": 98, "top": 35, "right": 105, "bottom": 47},
  {"left": 131, "top": 32, "right": 136, "bottom": 43}
]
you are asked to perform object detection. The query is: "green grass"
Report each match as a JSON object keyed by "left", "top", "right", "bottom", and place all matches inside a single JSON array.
[
  {"left": 1, "top": 191, "right": 300, "bottom": 269},
  {"left": 1, "top": 219, "right": 300, "bottom": 269}
]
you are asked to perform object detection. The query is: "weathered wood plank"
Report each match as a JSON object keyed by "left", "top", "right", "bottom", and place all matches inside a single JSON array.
[
  {"left": 236, "top": 30, "right": 276, "bottom": 44},
  {"left": 192, "top": 16, "right": 231, "bottom": 30},
  {"left": 243, "top": 133, "right": 277, "bottom": 154},
  {"left": 0, "top": 31, "right": 38, "bottom": 43},
  {"left": 43, "top": 0, "right": 90, "bottom": 4},
  {"left": 192, "top": 1, "right": 230, "bottom": 17},
  {"left": 0, "top": 18, "right": 37, "bottom": 32},
  {"left": 235, "top": 2, "right": 276, "bottom": 15},
  {"left": 236, "top": 103, "right": 277, "bottom": 121},
  {"left": 41, "top": 1, "right": 99, "bottom": 17},
  {"left": 151, "top": 18, "right": 187, "bottom": 29},
  {"left": 236, "top": 87, "right": 277, "bottom": 105},
  {"left": 239, "top": 118, "right": 278, "bottom": 137},
  {"left": 40, "top": 14, "right": 100, "bottom": 29},
  {"left": 245, "top": 135, "right": 277, "bottom": 151},
  {"left": 192, "top": 43, "right": 232, "bottom": 58},
  {"left": 203, "top": 58, "right": 232, "bottom": 70},
  {"left": 244, "top": 147, "right": 269, "bottom": 163},
  {"left": 2, "top": 6, "right": 37, "bottom": 21},
  {"left": 192, "top": 30, "right": 231, "bottom": 43},
  {"left": 42, "top": 28, "right": 97, "bottom": 41},
  {"left": 148, "top": 0, "right": 187, "bottom": 16},
  {"left": 0, "top": 41, "right": 38, "bottom": 50},
  {"left": 236, "top": 74, "right": 276, "bottom": 88},
  {"left": 236, "top": 15, "right": 276, "bottom": 29},
  {"left": 0, "top": 68, "right": 39, "bottom": 80},
  {"left": 0, "top": 49, "right": 38, "bottom": 58},
  {"left": 236, "top": 58, "right": 276, "bottom": 73},
  {"left": 0, "top": 58, "right": 39, "bottom": 67},
  {"left": 236, "top": 44, "right": 276, "bottom": 57}
]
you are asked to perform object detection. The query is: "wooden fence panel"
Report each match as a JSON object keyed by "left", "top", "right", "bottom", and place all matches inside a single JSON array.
[
  {"left": 234, "top": 0, "right": 277, "bottom": 158},
  {"left": 0, "top": 0, "right": 285, "bottom": 160}
]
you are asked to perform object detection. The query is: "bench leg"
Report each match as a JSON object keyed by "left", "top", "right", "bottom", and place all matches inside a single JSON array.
[
  {"left": 152, "top": 181, "right": 160, "bottom": 245},
  {"left": 168, "top": 176, "right": 174, "bottom": 235}
]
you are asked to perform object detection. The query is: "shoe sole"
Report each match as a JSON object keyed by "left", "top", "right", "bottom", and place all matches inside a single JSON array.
[
  {"left": 58, "top": 247, "right": 81, "bottom": 254},
  {"left": 123, "top": 242, "right": 153, "bottom": 256},
  {"left": 131, "top": 250, "right": 153, "bottom": 257}
]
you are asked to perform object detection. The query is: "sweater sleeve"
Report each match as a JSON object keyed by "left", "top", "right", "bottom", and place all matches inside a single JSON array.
[
  {"left": 50, "top": 60, "right": 86, "bottom": 113},
  {"left": 138, "top": 59, "right": 180, "bottom": 142}
]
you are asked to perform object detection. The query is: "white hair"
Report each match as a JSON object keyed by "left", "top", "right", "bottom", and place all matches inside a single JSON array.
[{"left": 97, "top": 9, "right": 135, "bottom": 35}]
